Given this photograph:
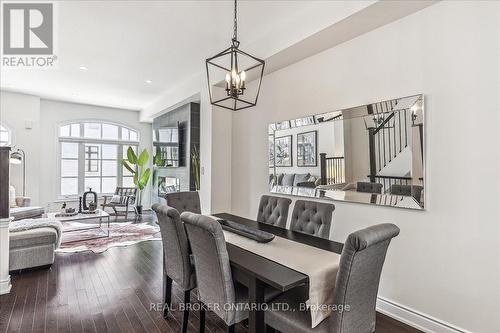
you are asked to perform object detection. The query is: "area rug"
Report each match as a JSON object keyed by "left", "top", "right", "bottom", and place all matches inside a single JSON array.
[{"left": 57, "top": 222, "right": 161, "bottom": 254}]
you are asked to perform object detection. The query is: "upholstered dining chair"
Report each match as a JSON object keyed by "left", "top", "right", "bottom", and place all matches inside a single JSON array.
[
  {"left": 290, "top": 200, "right": 335, "bottom": 239},
  {"left": 256, "top": 195, "right": 292, "bottom": 228},
  {"left": 164, "top": 191, "right": 201, "bottom": 214},
  {"left": 390, "top": 184, "right": 424, "bottom": 203},
  {"left": 264, "top": 223, "right": 400, "bottom": 333},
  {"left": 356, "top": 182, "right": 383, "bottom": 194},
  {"left": 152, "top": 204, "right": 196, "bottom": 333},
  {"left": 181, "top": 212, "right": 250, "bottom": 333}
]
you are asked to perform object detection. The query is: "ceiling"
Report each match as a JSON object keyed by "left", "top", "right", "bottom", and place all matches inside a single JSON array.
[{"left": 0, "top": 1, "right": 374, "bottom": 111}]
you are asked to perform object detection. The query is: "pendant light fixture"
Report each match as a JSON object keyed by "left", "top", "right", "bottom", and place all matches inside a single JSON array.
[{"left": 205, "top": 0, "right": 265, "bottom": 111}]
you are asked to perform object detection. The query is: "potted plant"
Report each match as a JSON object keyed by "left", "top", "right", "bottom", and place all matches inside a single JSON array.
[{"left": 122, "top": 147, "right": 151, "bottom": 215}]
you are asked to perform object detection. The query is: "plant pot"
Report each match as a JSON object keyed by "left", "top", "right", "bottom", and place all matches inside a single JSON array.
[{"left": 136, "top": 205, "right": 143, "bottom": 215}]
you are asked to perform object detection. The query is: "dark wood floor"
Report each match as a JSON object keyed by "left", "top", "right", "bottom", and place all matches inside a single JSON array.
[{"left": 0, "top": 217, "right": 422, "bottom": 333}]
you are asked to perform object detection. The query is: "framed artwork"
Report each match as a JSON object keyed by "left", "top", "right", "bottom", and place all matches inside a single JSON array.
[
  {"left": 268, "top": 135, "right": 275, "bottom": 167},
  {"left": 275, "top": 135, "right": 292, "bottom": 167},
  {"left": 297, "top": 130, "right": 317, "bottom": 167}
]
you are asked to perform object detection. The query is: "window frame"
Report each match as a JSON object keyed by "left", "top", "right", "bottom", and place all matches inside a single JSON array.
[
  {"left": 57, "top": 120, "right": 140, "bottom": 199},
  {"left": 0, "top": 124, "right": 12, "bottom": 147}
]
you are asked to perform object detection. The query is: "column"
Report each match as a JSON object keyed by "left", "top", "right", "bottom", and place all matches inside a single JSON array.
[{"left": 0, "top": 147, "right": 12, "bottom": 295}]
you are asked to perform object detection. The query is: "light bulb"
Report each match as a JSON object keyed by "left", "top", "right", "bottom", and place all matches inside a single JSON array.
[
  {"left": 225, "top": 73, "right": 231, "bottom": 83},
  {"left": 240, "top": 70, "right": 246, "bottom": 82}
]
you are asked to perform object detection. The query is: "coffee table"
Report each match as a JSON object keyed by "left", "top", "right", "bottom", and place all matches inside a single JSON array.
[{"left": 47, "top": 209, "right": 110, "bottom": 244}]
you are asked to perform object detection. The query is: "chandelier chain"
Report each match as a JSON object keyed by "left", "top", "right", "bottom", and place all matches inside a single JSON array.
[{"left": 233, "top": 0, "right": 238, "bottom": 41}]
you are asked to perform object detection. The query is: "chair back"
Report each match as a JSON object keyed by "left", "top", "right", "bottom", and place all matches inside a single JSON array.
[
  {"left": 257, "top": 195, "right": 291, "bottom": 228},
  {"left": 115, "top": 187, "right": 137, "bottom": 204},
  {"left": 330, "top": 223, "right": 400, "bottom": 333},
  {"left": 356, "top": 182, "right": 383, "bottom": 194},
  {"left": 152, "top": 204, "right": 195, "bottom": 290},
  {"left": 181, "top": 212, "right": 237, "bottom": 325},
  {"left": 290, "top": 200, "right": 334, "bottom": 238},
  {"left": 165, "top": 191, "right": 201, "bottom": 214},
  {"left": 390, "top": 184, "right": 423, "bottom": 203}
]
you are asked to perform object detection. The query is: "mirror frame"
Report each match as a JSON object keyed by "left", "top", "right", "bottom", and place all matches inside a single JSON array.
[{"left": 268, "top": 94, "right": 425, "bottom": 210}]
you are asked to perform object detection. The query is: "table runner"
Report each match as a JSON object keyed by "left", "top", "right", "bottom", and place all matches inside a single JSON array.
[{"left": 216, "top": 219, "right": 340, "bottom": 328}]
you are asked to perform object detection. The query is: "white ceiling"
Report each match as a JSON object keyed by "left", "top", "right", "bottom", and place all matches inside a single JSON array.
[{"left": 0, "top": 1, "right": 374, "bottom": 111}]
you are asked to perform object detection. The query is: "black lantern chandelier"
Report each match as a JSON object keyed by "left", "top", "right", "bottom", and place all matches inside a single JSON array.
[{"left": 205, "top": 0, "right": 265, "bottom": 111}]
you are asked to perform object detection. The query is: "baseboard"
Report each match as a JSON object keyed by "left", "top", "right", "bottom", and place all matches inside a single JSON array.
[
  {"left": 0, "top": 276, "right": 12, "bottom": 295},
  {"left": 377, "top": 297, "right": 472, "bottom": 333}
]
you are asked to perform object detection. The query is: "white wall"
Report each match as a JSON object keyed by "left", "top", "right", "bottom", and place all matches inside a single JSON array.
[
  {"left": 0, "top": 91, "right": 152, "bottom": 210},
  {"left": 230, "top": 2, "right": 500, "bottom": 333},
  {"left": 0, "top": 91, "right": 41, "bottom": 203},
  {"left": 273, "top": 121, "right": 339, "bottom": 178}
]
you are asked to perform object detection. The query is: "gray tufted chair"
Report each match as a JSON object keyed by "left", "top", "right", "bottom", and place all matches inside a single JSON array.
[
  {"left": 181, "top": 212, "right": 249, "bottom": 333},
  {"left": 257, "top": 195, "right": 292, "bottom": 228},
  {"left": 290, "top": 200, "right": 335, "bottom": 239},
  {"left": 356, "top": 182, "right": 383, "bottom": 194},
  {"left": 265, "top": 223, "right": 400, "bottom": 333},
  {"left": 152, "top": 204, "right": 195, "bottom": 333},
  {"left": 390, "top": 184, "right": 423, "bottom": 203},
  {"left": 165, "top": 191, "right": 201, "bottom": 214}
]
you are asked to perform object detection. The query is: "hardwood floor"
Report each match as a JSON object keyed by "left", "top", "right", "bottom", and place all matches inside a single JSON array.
[{"left": 1, "top": 219, "right": 422, "bottom": 333}]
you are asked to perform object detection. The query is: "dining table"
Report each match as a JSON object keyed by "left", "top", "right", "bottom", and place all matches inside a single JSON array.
[{"left": 214, "top": 213, "right": 344, "bottom": 333}]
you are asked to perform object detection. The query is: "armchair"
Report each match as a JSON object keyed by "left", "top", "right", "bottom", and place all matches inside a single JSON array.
[{"left": 101, "top": 187, "right": 138, "bottom": 219}]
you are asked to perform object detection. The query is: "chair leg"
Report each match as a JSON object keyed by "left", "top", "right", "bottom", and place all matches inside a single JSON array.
[
  {"left": 181, "top": 290, "right": 190, "bottom": 333},
  {"left": 266, "top": 325, "right": 276, "bottom": 333},
  {"left": 125, "top": 205, "right": 129, "bottom": 220},
  {"left": 199, "top": 303, "right": 206, "bottom": 333},
  {"left": 163, "top": 275, "right": 172, "bottom": 319},
  {"left": 227, "top": 324, "right": 235, "bottom": 333}
]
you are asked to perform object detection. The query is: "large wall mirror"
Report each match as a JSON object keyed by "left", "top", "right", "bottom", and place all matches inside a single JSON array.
[{"left": 268, "top": 94, "right": 425, "bottom": 210}]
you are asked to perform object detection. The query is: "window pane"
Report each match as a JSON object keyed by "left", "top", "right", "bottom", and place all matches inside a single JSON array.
[
  {"left": 129, "top": 130, "right": 138, "bottom": 141},
  {"left": 102, "top": 144, "right": 117, "bottom": 159},
  {"left": 102, "top": 160, "right": 117, "bottom": 176},
  {"left": 61, "top": 178, "right": 78, "bottom": 196},
  {"left": 102, "top": 177, "right": 117, "bottom": 193},
  {"left": 102, "top": 124, "right": 118, "bottom": 140},
  {"left": 0, "top": 131, "right": 8, "bottom": 143},
  {"left": 60, "top": 125, "right": 70, "bottom": 137},
  {"left": 61, "top": 142, "right": 78, "bottom": 158},
  {"left": 85, "top": 178, "right": 101, "bottom": 193},
  {"left": 123, "top": 145, "right": 137, "bottom": 160},
  {"left": 122, "top": 128, "right": 130, "bottom": 140},
  {"left": 61, "top": 159, "right": 78, "bottom": 177},
  {"left": 123, "top": 163, "right": 134, "bottom": 176},
  {"left": 70, "top": 124, "right": 80, "bottom": 137},
  {"left": 84, "top": 123, "right": 101, "bottom": 138},
  {"left": 123, "top": 176, "right": 134, "bottom": 187},
  {"left": 85, "top": 144, "right": 101, "bottom": 159}
]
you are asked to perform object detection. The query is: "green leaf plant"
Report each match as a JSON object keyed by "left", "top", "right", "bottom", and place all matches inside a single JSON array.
[{"left": 122, "top": 146, "right": 151, "bottom": 207}]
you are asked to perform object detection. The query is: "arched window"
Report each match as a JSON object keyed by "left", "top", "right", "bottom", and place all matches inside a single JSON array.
[
  {"left": 58, "top": 121, "right": 140, "bottom": 197},
  {"left": 0, "top": 124, "right": 11, "bottom": 146}
]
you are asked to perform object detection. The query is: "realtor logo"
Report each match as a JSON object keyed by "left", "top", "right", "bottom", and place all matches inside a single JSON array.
[
  {"left": 3, "top": 3, "right": 53, "bottom": 54},
  {"left": 2, "top": 2, "right": 57, "bottom": 67}
]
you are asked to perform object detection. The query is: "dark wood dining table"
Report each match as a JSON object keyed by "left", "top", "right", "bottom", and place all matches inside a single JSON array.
[{"left": 214, "top": 213, "right": 343, "bottom": 333}]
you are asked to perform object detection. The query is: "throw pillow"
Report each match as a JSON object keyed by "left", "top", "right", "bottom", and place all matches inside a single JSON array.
[
  {"left": 281, "top": 173, "right": 295, "bottom": 186},
  {"left": 293, "top": 173, "right": 310, "bottom": 186},
  {"left": 9, "top": 186, "right": 17, "bottom": 208},
  {"left": 277, "top": 173, "right": 284, "bottom": 185},
  {"left": 110, "top": 195, "right": 122, "bottom": 204}
]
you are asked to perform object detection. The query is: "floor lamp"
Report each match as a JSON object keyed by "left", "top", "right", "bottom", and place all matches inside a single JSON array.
[{"left": 9, "top": 149, "right": 26, "bottom": 197}]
